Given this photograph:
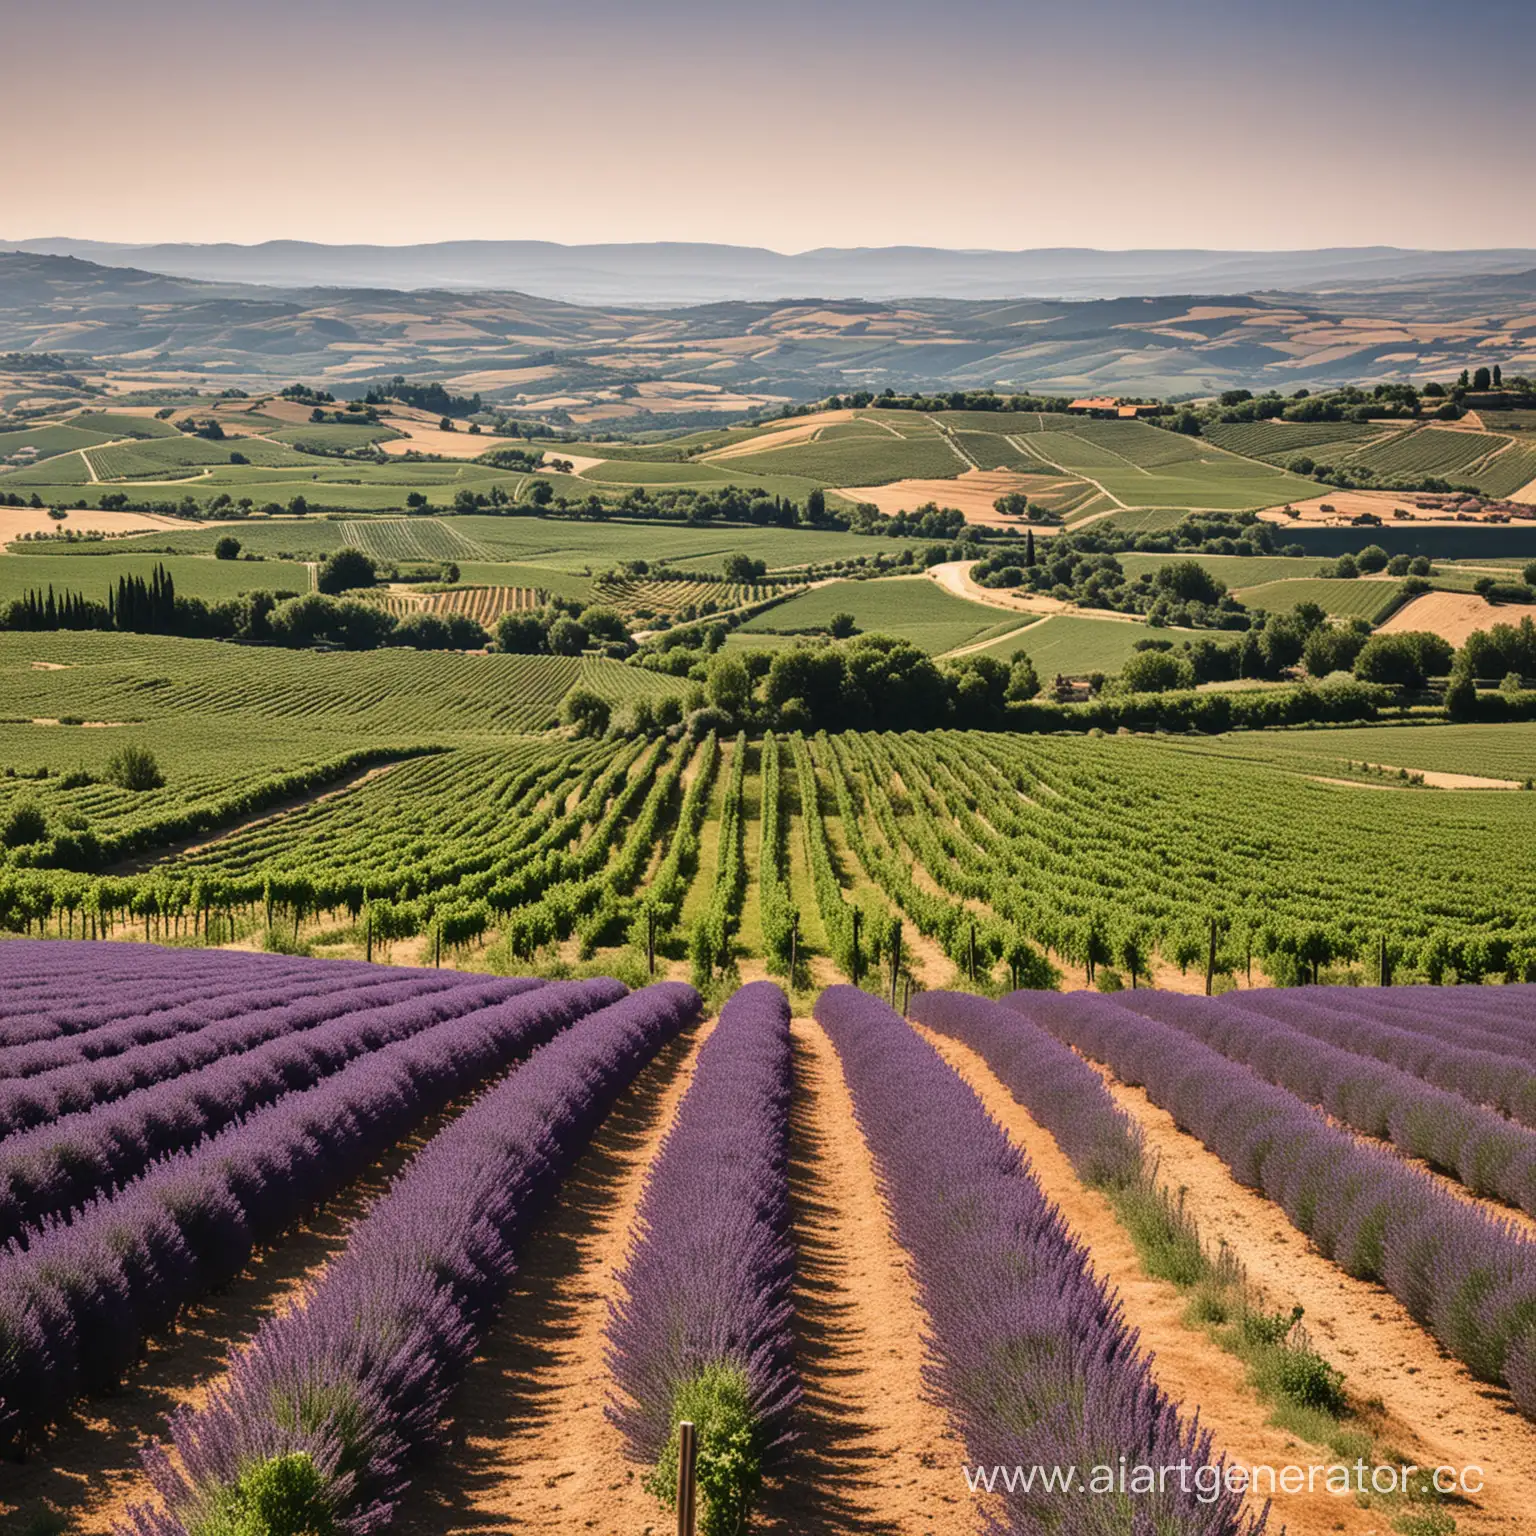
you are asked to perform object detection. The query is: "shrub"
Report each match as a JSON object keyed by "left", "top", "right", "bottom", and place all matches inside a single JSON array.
[
  {"left": 104, "top": 744, "right": 164, "bottom": 791},
  {"left": 560, "top": 687, "right": 611, "bottom": 737},
  {"left": 213, "top": 536, "right": 242, "bottom": 561},
  {"left": 1, "top": 800, "right": 46, "bottom": 847},
  {"left": 643, "top": 1364, "right": 761, "bottom": 1536}
]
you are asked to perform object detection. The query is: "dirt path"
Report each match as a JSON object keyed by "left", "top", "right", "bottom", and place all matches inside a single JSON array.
[
  {"left": 914, "top": 1024, "right": 1388, "bottom": 1536},
  {"left": 939, "top": 619, "right": 1041, "bottom": 660},
  {"left": 1098, "top": 1072, "right": 1536, "bottom": 1533},
  {"left": 927, "top": 560, "right": 1144, "bottom": 623},
  {"left": 756, "top": 1019, "right": 971, "bottom": 1534},
  {"left": 0, "top": 1123, "right": 440, "bottom": 1535},
  {"left": 387, "top": 1017, "right": 714, "bottom": 1535}
]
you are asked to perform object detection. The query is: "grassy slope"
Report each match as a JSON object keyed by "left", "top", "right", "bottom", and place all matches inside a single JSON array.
[
  {"left": 0, "top": 552, "right": 311, "bottom": 605},
  {"left": 736, "top": 575, "right": 1013, "bottom": 654}
]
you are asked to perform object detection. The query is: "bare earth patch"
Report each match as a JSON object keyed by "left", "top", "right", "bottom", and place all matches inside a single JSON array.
[
  {"left": 0, "top": 506, "right": 193, "bottom": 541},
  {"left": 387, "top": 1019, "right": 715, "bottom": 1535},
  {"left": 378, "top": 425, "right": 516, "bottom": 458},
  {"left": 1378, "top": 589, "right": 1508, "bottom": 647},
  {"left": 837, "top": 469, "right": 1067, "bottom": 524}
]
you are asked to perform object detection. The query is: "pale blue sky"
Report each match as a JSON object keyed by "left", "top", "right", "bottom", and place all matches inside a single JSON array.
[{"left": 11, "top": 0, "right": 1535, "bottom": 248}]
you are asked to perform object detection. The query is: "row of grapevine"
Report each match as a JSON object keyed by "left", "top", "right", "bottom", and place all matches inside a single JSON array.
[{"left": 690, "top": 734, "right": 748, "bottom": 978}]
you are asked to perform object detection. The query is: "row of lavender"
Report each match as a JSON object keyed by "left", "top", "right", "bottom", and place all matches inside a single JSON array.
[
  {"left": 815, "top": 986, "right": 1260, "bottom": 1536},
  {"left": 1114, "top": 990, "right": 1536, "bottom": 1218},
  {"left": 607, "top": 980, "right": 800, "bottom": 1532},
  {"left": 1005, "top": 989, "right": 1536, "bottom": 1417},
  {"left": 120, "top": 982, "right": 703, "bottom": 1536},
  {"left": 0, "top": 977, "right": 628, "bottom": 1452},
  {"left": 0, "top": 970, "right": 545, "bottom": 1244},
  {"left": 1226, "top": 986, "right": 1536, "bottom": 1126}
]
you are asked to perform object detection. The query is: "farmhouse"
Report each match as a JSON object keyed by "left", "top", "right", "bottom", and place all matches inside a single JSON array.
[{"left": 1067, "top": 397, "right": 1159, "bottom": 417}]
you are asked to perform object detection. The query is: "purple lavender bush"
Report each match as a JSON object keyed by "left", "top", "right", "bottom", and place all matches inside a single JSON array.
[
  {"left": 1223, "top": 988, "right": 1536, "bottom": 1126},
  {"left": 1115, "top": 989, "right": 1536, "bottom": 1217},
  {"left": 1005, "top": 989, "right": 1536, "bottom": 1407},
  {"left": 0, "top": 972, "right": 539, "bottom": 1242},
  {"left": 909, "top": 989, "right": 1143, "bottom": 1190},
  {"left": 0, "top": 978, "right": 631, "bottom": 1453},
  {"left": 607, "top": 980, "right": 798, "bottom": 1535},
  {"left": 118, "top": 981, "right": 702, "bottom": 1536},
  {"left": 815, "top": 985, "right": 1261, "bottom": 1536}
]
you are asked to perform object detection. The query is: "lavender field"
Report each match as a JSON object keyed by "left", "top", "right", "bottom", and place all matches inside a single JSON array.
[{"left": 5, "top": 942, "right": 1536, "bottom": 1535}]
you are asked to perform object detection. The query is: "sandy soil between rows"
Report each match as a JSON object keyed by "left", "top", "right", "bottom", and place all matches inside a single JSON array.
[
  {"left": 378, "top": 425, "right": 517, "bottom": 458},
  {"left": 1096, "top": 1071, "right": 1536, "bottom": 1533},
  {"left": 915, "top": 1022, "right": 1385, "bottom": 1536},
  {"left": 1378, "top": 590, "right": 1510, "bottom": 647},
  {"left": 756, "top": 1019, "right": 972, "bottom": 1533}
]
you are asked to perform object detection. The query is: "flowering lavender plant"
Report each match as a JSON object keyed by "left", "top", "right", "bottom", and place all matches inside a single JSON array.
[
  {"left": 607, "top": 980, "right": 799, "bottom": 1534},
  {"left": 118, "top": 981, "right": 702, "bottom": 1536},
  {"left": 816, "top": 986, "right": 1259, "bottom": 1536},
  {"left": 1005, "top": 988, "right": 1536, "bottom": 1411}
]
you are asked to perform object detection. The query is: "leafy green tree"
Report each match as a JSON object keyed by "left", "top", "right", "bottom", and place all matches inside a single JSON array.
[
  {"left": 576, "top": 605, "right": 629, "bottom": 643},
  {"left": 1120, "top": 648, "right": 1195, "bottom": 693},
  {"left": 1355, "top": 544, "right": 1389, "bottom": 573},
  {"left": 1353, "top": 630, "right": 1453, "bottom": 688},
  {"left": 546, "top": 616, "right": 589, "bottom": 656},
  {"left": 495, "top": 612, "right": 547, "bottom": 653},
  {"left": 1, "top": 800, "right": 46, "bottom": 847},
  {"left": 705, "top": 652, "right": 752, "bottom": 717},
  {"left": 214, "top": 536, "right": 241, "bottom": 561},
  {"left": 827, "top": 611, "right": 857, "bottom": 639},
  {"left": 723, "top": 553, "right": 767, "bottom": 581},
  {"left": 316, "top": 549, "right": 376, "bottom": 595},
  {"left": 560, "top": 687, "right": 611, "bottom": 737}
]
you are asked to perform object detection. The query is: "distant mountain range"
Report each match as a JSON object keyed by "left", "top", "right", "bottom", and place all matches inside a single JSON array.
[
  {"left": 8, "top": 238, "right": 1536, "bottom": 305},
  {"left": 3, "top": 249, "right": 1533, "bottom": 419}
]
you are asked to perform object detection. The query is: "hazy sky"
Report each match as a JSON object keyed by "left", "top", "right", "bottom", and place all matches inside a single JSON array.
[{"left": 11, "top": 0, "right": 1536, "bottom": 250}]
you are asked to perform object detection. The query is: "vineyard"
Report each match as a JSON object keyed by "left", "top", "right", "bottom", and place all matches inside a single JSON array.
[
  {"left": 365, "top": 584, "right": 543, "bottom": 625},
  {"left": 337, "top": 518, "right": 491, "bottom": 562},
  {"left": 5, "top": 729, "right": 1535, "bottom": 990},
  {"left": 590, "top": 573, "right": 781, "bottom": 618},
  {"left": 6, "top": 943, "right": 1536, "bottom": 1536}
]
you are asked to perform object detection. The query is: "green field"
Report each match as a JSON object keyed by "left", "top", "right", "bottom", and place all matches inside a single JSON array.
[
  {"left": 0, "top": 553, "right": 311, "bottom": 606},
  {"left": 66, "top": 412, "right": 183, "bottom": 440},
  {"left": 1237, "top": 577, "right": 1404, "bottom": 621},
  {"left": 0, "top": 631, "right": 683, "bottom": 738},
  {"left": 444, "top": 517, "right": 941, "bottom": 574},
  {"left": 1201, "top": 420, "right": 1390, "bottom": 463},
  {"left": 735, "top": 575, "right": 1021, "bottom": 654},
  {"left": 0, "top": 424, "right": 117, "bottom": 462},
  {"left": 266, "top": 422, "right": 405, "bottom": 452},
  {"left": 25, "top": 520, "right": 351, "bottom": 560},
  {"left": 1177, "top": 722, "right": 1536, "bottom": 781},
  {"left": 1118, "top": 552, "right": 1325, "bottom": 588},
  {"left": 961, "top": 613, "right": 1188, "bottom": 675},
  {"left": 715, "top": 427, "right": 963, "bottom": 487}
]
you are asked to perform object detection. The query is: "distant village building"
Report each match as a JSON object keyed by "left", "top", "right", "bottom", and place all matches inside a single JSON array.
[{"left": 1066, "top": 397, "right": 1158, "bottom": 418}]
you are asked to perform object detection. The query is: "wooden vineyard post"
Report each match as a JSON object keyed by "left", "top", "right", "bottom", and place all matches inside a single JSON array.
[
  {"left": 901, "top": 974, "right": 911, "bottom": 1014},
  {"left": 968, "top": 922, "right": 976, "bottom": 984},
  {"left": 890, "top": 921, "right": 902, "bottom": 1006},
  {"left": 676, "top": 1420, "right": 698, "bottom": 1536},
  {"left": 851, "top": 908, "right": 861, "bottom": 986},
  {"left": 433, "top": 922, "right": 442, "bottom": 969},
  {"left": 790, "top": 915, "right": 798, "bottom": 981},
  {"left": 1205, "top": 918, "right": 1218, "bottom": 997},
  {"left": 1379, "top": 933, "right": 1390, "bottom": 988},
  {"left": 365, "top": 905, "right": 373, "bottom": 964},
  {"left": 647, "top": 910, "right": 657, "bottom": 977}
]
